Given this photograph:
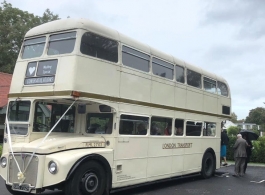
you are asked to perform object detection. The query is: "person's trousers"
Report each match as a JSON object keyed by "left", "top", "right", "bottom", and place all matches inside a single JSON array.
[
  {"left": 244, "top": 156, "right": 250, "bottom": 173},
  {"left": 235, "top": 157, "right": 246, "bottom": 176}
]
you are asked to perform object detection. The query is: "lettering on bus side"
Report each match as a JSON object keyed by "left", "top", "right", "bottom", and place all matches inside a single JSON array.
[
  {"left": 83, "top": 141, "right": 106, "bottom": 148},
  {"left": 162, "top": 143, "right": 192, "bottom": 149}
]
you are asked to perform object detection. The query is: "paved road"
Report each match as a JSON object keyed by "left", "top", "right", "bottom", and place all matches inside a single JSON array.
[{"left": 1, "top": 165, "right": 264, "bottom": 195}]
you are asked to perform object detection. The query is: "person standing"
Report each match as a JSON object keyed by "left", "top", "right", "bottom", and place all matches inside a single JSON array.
[
  {"left": 233, "top": 134, "right": 248, "bottom": 177},
  {"left": 242, "top": 134, "right": 253, "bottom": 174},
  {"left": 221, "top": 129, "right": 229, "bottom": 166}
]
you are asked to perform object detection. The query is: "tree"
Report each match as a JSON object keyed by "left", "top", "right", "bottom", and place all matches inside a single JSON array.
[
  {"left": 227, "top": 126, "right": 240, "bottom": 137},
  {"left": 245, "top": 107, "right": 265, "bottom": 131},
  {"left": 0, "top": 1, "right": 60, "bottom": 73},
  {"left": 231, "top": 112, "right": 237, "bottom": 123}
]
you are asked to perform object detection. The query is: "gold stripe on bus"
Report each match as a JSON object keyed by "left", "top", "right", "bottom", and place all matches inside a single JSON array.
[{"left": 8, "top": 91, "right": 230, "bottom": 118}]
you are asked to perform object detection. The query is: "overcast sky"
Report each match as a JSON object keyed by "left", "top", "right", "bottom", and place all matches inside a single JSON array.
[{"left": 6, "top": 0, "right": 265, "bottom": 120}]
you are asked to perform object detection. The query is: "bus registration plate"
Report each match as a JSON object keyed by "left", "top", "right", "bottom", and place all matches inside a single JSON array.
[
  {"left": 12, "top": 183, "right": 31, "bottom": 192},
  {"left": 85, "top": 142, "right": 105, "bottom": 147}
]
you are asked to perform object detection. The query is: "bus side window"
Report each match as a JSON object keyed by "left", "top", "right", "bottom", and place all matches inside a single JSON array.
[
  {"left": 203, "top": 122, "right": 216, "bottom": 136},
  {"left": 186, "top": 121, "right": 202, "bottom": 136},
  {"left": 151, "top": 116, "right": 172, "bottom": 136},
  {"left": 119, "top": 114, "right": 148, "bottom": 135},
  {"left": 175, "top": 119, "right": 184, "bottom": 136}
]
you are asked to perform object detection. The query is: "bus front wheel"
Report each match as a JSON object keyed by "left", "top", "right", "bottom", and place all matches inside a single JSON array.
[
  {"left": 201, "top": 152, "right": 215, "bottom": 179},
  {"left": 64, "top": 161, "right": 106, "bottom": 195}
]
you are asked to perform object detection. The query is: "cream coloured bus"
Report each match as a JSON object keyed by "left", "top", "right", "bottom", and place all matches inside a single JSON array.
[{"left": 0, "top": 18, "right": 231, "bottom": 195}]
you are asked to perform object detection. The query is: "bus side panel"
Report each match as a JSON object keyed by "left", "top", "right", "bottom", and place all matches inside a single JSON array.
[
  {"left": 151, "top": 77, "right": 175, "bottom": 107},
  {"left": 74, "top": 57, "right": 120, "bottom": 97},
  {"left": 119, "top": 67, "right": 151, "bottom": 103},
  {"left": 147, "top": 137, "right": 173, "bottom": 182},
  {"left": 113, "top": 137, "right": 148, "bottom": 188},
  {"left": 175, "top": 83, "right": 187, "bottom": 109},
  {"left": 186, "top": 87, "right": 203, "bottom": 112},
  {"left": 203, "top": 92, "right": 218, "bottom": 114}
]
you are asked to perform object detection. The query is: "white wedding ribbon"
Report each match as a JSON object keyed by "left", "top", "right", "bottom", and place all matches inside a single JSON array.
[{"left": 6, "top": 100, "right": 76, "bottom": 182}]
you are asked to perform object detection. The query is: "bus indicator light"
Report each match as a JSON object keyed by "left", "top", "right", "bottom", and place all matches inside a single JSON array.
[{"left": 71, "top": 91, "right": 80, "bottom": 97}]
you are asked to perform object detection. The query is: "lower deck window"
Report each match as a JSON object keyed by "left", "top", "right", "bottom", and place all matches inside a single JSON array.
[
  {"left": 87, "top": 113, "right": 113, "bottom": 134},
  {"left": 151, "top": 117, "right": 172, "bottom": 136},
  {"left": 119, "top": 114, "right": 149, "bottom": 135},
  {"left": 186, "top": 121, "right": 202, "bottom": 136},
  {"left": 203, "top": 122, "right": 216, "bottom": 136}
]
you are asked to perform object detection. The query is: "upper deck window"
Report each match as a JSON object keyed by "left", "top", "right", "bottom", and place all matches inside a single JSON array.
[
  {"left": 122, "top": 46, "right": 150, "bottom": 72},
  {"left": 175, "top": 65, "right": 185, "bottom": 83},
  {"left": 152, "top": 58, "right": 174, "bottom": 80},
  {"left": 48, "top": 32, "right": 76, "bottom": 55},
  {"left": 187, "top": 69, "right": 201, "bottom": 88},
  {"left": 80, "top": 32, "right": 118, "bottom": 63},
  {"left": 217, "top": 81, "right": 229, "bottom": 97},
  {"left": 22, "top": 37, "right": 46, "bottom": 59},
  {"left": 204, "top": 77, "right": 216, "bottom": 94}
]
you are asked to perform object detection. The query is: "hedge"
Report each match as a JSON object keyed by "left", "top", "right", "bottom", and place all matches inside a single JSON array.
[{"left": 227, "top": 136, "right": 265, "bottom": 163}]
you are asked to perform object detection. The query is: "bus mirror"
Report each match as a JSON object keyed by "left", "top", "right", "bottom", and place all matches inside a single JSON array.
[{"left": 78, "top": 104, "right": 86, "bottom": 114}]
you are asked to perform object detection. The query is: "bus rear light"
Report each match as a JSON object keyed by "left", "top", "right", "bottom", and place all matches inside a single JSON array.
[{"left": 71, "top": 91, "right": 80, "bottom": 97}]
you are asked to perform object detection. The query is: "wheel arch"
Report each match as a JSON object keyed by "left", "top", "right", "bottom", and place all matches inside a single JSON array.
[
  {"left": 66, "top": 154, "right": 112, "bottom": 190},
  {"left": 202, "top": 147, "right": 216, "bottom": 167},
  {"left": 201, "top": 147, "right": 216, "bottom": 178}
]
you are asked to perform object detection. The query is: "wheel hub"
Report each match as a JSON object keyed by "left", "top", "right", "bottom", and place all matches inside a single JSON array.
[{"left": 83, "top": 173, "right": 99, "bottom": 193}]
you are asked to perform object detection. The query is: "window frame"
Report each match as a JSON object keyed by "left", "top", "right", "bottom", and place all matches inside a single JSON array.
[
  {"left": 152, "top": 57, "right": 174, "bottom": 80},
  {"left": 47, "top": 31, "right": 77, "bottom": 56},
  {"left": 80, "top": 31, "right": 119, "bottom": 63},
  {"left": 119, "top": 113, "right": 149, "bottom": 136},
  {"left": 187, "top": 69, "right": 202, "bottom": 89},
  {"left": 122, "top": 45, "right": 150, "bottom": 73},
  {"left": 175, "top": 65, "right": 185, "bottom": 84},
  {"left": 203, "top": 76, "right": 217, "bottom": 94}
]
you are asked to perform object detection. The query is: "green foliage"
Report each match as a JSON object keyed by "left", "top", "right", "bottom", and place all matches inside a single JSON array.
[
  {"left": 0, "top": 1, "right": 60, "bottom": 73},
  {"left": 245, "top": 107, "right": 265, "bottom": 126},
  {"left": 227, "top": 126, "right": 240, "bottom": 137},
  {"left": 231, "top": 112, "right": 238, "bottom": 123},
  {"left": 227, "top": 136, "right": 265, "bottom": 163},
  {"left": 226, "top": 136, "right": 236, "bottom": 160}
]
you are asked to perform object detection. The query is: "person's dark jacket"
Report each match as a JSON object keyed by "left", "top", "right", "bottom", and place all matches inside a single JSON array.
[{"left": 221, "top": 131, "right": 229, "bottom": 145}]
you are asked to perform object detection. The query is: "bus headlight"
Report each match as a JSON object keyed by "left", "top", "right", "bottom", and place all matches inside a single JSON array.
[
  {"left": 1, "top": 157, "right": 7, "bottom": 168},
  {"left": 48, "top": 161, "right": 58, "bottom": 174}
]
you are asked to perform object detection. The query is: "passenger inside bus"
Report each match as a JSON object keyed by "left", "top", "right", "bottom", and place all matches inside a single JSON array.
[
  {"left": 151, "top": 123, "right": 161, "bottom": 135},
  {"left": 175, "top": 127, "right": 183, "bottom": 135},
  {"left": 164, "top": 122, "right": 172, "bottom": 135},
  {"left": 137, "top": 123, "right": 147, "bottom": 135}
]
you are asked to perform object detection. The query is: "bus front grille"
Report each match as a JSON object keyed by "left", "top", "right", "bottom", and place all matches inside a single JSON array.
[{"left": 8, "top": 154, "right": 39, "bottom": 187}]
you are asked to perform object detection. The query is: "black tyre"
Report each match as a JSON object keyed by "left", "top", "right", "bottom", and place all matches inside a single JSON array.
[
  {"left": 201, "top": 152, "right": 215, "bottom": 179},
  {"left": 64, "top": 161, "right": 106, "bottom": 195},
  {"left": 5, "top": 184, "right": 28, "bottom": 195}
]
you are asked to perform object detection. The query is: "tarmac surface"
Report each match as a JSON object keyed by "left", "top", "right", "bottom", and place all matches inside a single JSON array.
[{"left": 0, "top": 164, "right": 264, "bottom": 195}]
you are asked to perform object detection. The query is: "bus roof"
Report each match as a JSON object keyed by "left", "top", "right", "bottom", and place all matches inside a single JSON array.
[{"left": 25, "top": 18, "right": 228, "bottom": 84}]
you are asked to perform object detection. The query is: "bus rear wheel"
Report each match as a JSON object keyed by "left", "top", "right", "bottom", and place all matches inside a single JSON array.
[
  {"left": 64, "top": 161, "right": 106, "bottom": 195},
  {"left": 201, "top": 152, "right": 215, "bottom": 179}
]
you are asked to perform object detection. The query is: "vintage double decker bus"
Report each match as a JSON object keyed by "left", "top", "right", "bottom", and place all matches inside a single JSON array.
[{"left": 0, "top": 18, "right": 231, "bottom": 195}]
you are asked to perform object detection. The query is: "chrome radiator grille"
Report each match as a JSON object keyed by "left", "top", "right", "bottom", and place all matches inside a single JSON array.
[{"left": 8, "top": 154, "right": 39, "bottom": 186}]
